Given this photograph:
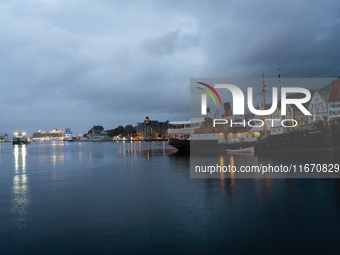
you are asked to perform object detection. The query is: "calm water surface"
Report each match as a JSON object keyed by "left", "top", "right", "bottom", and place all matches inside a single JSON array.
[{"left": 1, "top": 141, "right": 340, "bottom": 254}]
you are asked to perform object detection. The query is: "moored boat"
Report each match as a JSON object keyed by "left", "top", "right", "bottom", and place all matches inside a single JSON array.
[
  {"left": 12, "top": 131, "right": 30, "bottom": 145},
  {"left": 83, "top": 132, "right": 109, "bottom": 142},
  {"left": 226, "top": 146, "right": 255, "bottom": 154},
  {"left": 254, "top": 124, "right": 340, "bottom": 153},
  {"left": 168, "top": 118, "right": 227, "bottom": 152},
  {"left": 168, "top": 103, "right": 256, "bottom": 152},
  {"left": 63, "top": 128, "right": 73, "bottom": 141},
  {"left": 0, "top": 133, "right": 8, "bottom": 143},
  {"left": 223, "top": 130, "right": 259, "bottom": 153}
]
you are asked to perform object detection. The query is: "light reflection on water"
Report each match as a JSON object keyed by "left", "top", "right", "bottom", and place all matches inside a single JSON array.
[
  {"left": 12, "top": 145, "right": 29, "bottom": 229},
  {"left": 118, "top": 141, "right": 173, "bottom": 160}
]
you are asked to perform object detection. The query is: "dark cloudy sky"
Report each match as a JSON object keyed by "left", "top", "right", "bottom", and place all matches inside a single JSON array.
[{"left": 1, "top": 0, "right": 339, "bottom": 136}]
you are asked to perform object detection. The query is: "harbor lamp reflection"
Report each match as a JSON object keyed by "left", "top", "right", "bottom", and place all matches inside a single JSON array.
[{"left": 12, "top": 145, "right": 30, "bottom": 229}]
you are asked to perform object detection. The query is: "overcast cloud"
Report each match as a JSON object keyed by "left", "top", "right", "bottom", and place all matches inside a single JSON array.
[{"left": 0, "top": 0, "right": 339, "bottom": 136}]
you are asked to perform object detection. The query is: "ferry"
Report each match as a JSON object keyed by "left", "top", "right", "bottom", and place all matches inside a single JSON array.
[{"left": 12, "top": 132, "right": 30, "bottom": 145}]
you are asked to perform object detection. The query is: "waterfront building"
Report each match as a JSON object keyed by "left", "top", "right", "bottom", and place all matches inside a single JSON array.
[
  {"left": 136, "top": 117, "right": 169, "bottom": 140},
  {"left": 267, "top": 99, "right": 308, "bottom": 126},
  {"left": 255, "top": 103, "right": 295, "bottom": 129},
  {"left": 307, "top": 91, "right": 329, "bottom": 123},
  {"left": 90, "top": 125, "right": 104, "bottom": 135},
  {"left": 267, "top": 103, "right": 294, "bottom": 123},
  {"left": 328, "top": 79, "right": 340, "bottom": 120}
]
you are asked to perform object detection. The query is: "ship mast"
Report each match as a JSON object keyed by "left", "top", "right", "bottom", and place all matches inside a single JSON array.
[
  {"left": 278, "top": 68, "right": 283, "bottom": 89},
  {"left": 278, "top": 68, "right": 285, "bottom": 124},
  {"left": 260, "top": 73, "right": 267, "bottom": 137}
]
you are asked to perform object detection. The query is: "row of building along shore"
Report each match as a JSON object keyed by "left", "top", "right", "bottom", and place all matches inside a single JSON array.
[{"left": 0, "top": 117, "right": 170, "bottom": 142}]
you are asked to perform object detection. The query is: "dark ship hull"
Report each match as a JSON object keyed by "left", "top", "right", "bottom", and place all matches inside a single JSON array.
[
  {"left": 254, "top": 126, "right": 340, "bottom": 153},
  {"left": 12, "top": 138, "right": 30, "bottom": 145},
  {"left": 168, "top": 138, "right": 190, "bottom": 150}
]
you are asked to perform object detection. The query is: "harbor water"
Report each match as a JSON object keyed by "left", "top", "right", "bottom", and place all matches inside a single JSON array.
[{"left": 1, "top": 142, "right": 340, "bottom": 254}]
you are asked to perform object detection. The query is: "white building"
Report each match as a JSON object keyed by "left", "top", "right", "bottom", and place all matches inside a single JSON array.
[{"left": 307, "top": 91, "right": 328, "bottom": 123}]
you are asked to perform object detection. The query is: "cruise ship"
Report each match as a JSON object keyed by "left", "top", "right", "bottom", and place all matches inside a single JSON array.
[{"left": 32, "top": 128, "right": 65, "bottom": 141}]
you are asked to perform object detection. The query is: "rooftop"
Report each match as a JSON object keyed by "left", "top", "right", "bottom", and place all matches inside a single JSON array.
[{"left": 328, "top": 79, "right": 340, "bottom": 102}]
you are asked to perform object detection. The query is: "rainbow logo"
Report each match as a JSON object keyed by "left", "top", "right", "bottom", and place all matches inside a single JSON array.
[{"left": 196, "top": 82, "right": 222, "bottom": 106}]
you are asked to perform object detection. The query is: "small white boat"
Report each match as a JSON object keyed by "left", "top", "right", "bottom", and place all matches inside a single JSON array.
[{"left": 226, "top": 146, "right": 254, "bottom": 154}]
